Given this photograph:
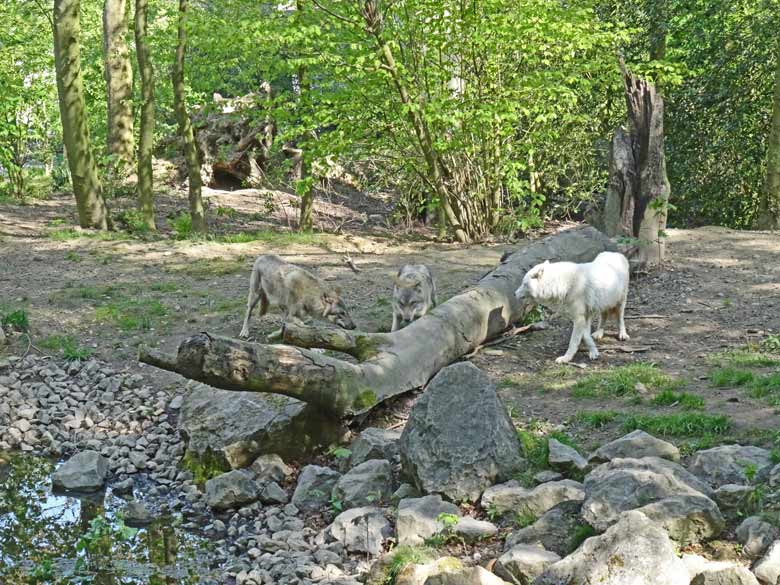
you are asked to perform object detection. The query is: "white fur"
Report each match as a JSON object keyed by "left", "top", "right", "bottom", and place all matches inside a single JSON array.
[{"left": 515, "top": 251, "right": 630, "bottom": 363}]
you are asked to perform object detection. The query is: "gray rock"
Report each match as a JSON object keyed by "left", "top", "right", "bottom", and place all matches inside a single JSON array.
[
  {"left": 736, "top": 517, "right": 777, "bottom": 559},
  {"left": 205, "top": 469, "right": 260, "bottom": 510},
  {"left": 52, "top": 451, "right": 108, "bottom": 492},
  {"left": 123, "top": 500, "right": 153, "bottom": 526},
  {"left": 753, "top": 540, "right": 780, "bottom": 585},
  {"left": 548, "top": 439, "right": 587, "bottom": 474},
  {"left": 505, "top": 500, "right": 585, "bottom": 557},
  {"left": 292, "top": 465, "right": 341, "bottom": 511},
  {"left": 634, "top": 494, "right": 725, "bottom": 545},
  {"left": 425, "top": 566, "right": 512, "bottom": 585},
  {"left": 396, "top": 495, "right": 460, "bottom": 547},
  {"left": 112, "top": 477, "right": 134, "bottom": 496},
  {"left": 251, "top": 454, "right": 291, "bottom": 484},
  {"left": 481, "top": 480, "right": 585, "bottom": 519},
  {"left": 399, "top": 362, "right": 525, "bottom": 502},
  {"left": 691, "top": 566, "right": 760, "bottom": 585},
  {"left": 178, "top": 384, "right": 344, "bottom": 470},
  {"left": 533, "top": 471, "right": 564, "bottom": 484},
  {"left": 452, "top": 517, "right": 498, "bottom": 543},
  {"left": 331, "top": 459, "right": 393, "bottom": 510},
  {"left": 259, "top": 481, "right": 289, "bottom": 505},
  {"left": 588, "top": 430, "right": 680, "bottom": 464},
  {"left": 392, "top": 483, "right": 421, "bottom": 503},
  {"left": 582, "top": 457, "right": 713, "bottom": 531},
  {"left": 534, "top": 511, "right": 689, "bottom": 585},
  {"left": 382, "top": 556, "right": 462, "bottom": 585},
  {"left": 681, "top": 554, "right": 742, "bottom": 580},
  {"left": 325, "top": 507, "right": 392, "bottom": 556},
  {"left": 714, "top": 484, "right": 755, "bottom": 517},
  {"left": 494, "top": 544, "right": 560, "bottom": 584},
  {"left": 688, "top": 445, "right": 773, "bottom": 488},
  {"left": 769, "top": 463, "right": 780, "bottom": 488},
  {"left": 349, "top": 427, "right": 401, "bottom": 467}
]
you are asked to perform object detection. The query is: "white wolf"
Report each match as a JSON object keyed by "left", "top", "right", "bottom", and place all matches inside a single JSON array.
[{"left": 514, "top": 251, "right": 630, "bottom": 363}]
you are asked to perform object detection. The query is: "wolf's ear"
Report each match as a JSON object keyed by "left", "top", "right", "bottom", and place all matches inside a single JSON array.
[{"left": 532, "top": 261, "right": 548, "bottom": 279}]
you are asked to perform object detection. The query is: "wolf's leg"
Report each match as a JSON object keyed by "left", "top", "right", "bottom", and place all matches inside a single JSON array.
[
  {"left": 583, "top": 319, "right": 600, "bottom": 360},
  {"left": 391, "top": 312, "right": 400, "bottom": 332},
  {"left": 239, "top": 268, "right": 263, "bottom": 339},
  {"left": 618, "top": 292, "right": 630, "bottom": 341},
  {"left": 592, "top": 312, "right": 606, "bottom": 340},
  {"left": 556, "top": 317, "right": 587, "bottom": 363}
]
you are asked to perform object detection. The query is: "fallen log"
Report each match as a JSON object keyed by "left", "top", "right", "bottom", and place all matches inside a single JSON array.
[{"left": 139, "top": 226, "right": 615, "bottom": 417}]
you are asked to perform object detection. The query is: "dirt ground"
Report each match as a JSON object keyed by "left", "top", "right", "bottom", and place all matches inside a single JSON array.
[{"left": 2, "top": 188, "right": 779, "bottom": 454}]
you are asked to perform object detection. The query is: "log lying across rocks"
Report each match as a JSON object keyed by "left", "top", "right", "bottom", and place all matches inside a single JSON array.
[{"left": 139, "top": 226, "right": 615, "bottom": 418}]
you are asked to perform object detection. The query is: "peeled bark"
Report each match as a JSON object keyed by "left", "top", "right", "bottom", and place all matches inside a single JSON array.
[
  {"left": 140, "top": 226, "right": 615, "bottom": 418},
  {"left": 103, "top": 0, "right": 134, "bottom": 174},
  {"left": 755, "top": 41, "right": 780, "bottom": 230},
  {"left": 600, "top": 59, "right": 671, "bottom": 266},
  {"left": 172, "top": 0, "right": 206, "bottom": 233},
  {"left": 53, "top": 0, "right": 110, "bottom": 229},
  {"left": 135, "top": 0, "right": 155, "bottom": 230}
]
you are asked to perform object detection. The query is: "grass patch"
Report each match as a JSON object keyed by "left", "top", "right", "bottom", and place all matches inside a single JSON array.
[
  {"left": 650, "top": 390, "right": 705, "bottom": 410},
  {"left": 174, "top": 257, "right": 248, "bottom": 279},
  {"left": 571, "top": 410, "right": 620, "bottom": 429},
  {"left": 710, "top": 367, "right": 755, "bottom": 387},
  {"left": 515, "top": 428, "right": 582, "bottom": 486},
  {"left": 1, "top": 308, "right": 30, "bottom": 332},
  {"left": 38, "top": 335, "right": 93, "bottom": 361},
  {"left": 569, "top": 524, "right": 597, "bottom": 552},
  {"left": 214, "top": 229, "right": 325, "bottom": 246},
  {"left": 571, "top": 363, "right": 682, "bottom": 399},
  {"left": 623, "top": 413, "right": 731, "bottom": 437},
  {"left": 170, "top": 213, "right": 194, "bottom": 240},
  {"left": 149, "top": 282, "right": 180, "bottom": 293},
  {"left": 94, "top": 298, "right": 168, "bottom": 331},
  {"left": 49, "top": 228, "right": 130, "bottom": 241},
  {"left": 749, "top": 373, "right": 780, "bottom": 405},
  {"left": 383, "top": 546, "right": 443, "bottom": 584},
  {"left": 710, "top": 349, "right": 780, "bottom": 368}
]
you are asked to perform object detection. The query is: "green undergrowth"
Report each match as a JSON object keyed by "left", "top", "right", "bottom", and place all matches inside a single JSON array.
[
  {"left": 650, "top": 390, "right": 705, "bottom": 410},
  {"left": 622, "top": 413, "right": 731, "bottom": 437},
  {"left": 711, "top": 368, "right": 780, "bottom": 406},
  {"left": 571, "top": 363, "right": 683, "bottom": 399},
  {"left": 38, "top": 334, "right": 93, "bottom": 361}
]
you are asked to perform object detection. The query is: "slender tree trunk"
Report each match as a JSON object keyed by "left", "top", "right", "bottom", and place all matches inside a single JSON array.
[
  {"left": 140, "top": 226, "right": 615, "bottom": 417},
  {"left": 103, "top": 0, "right": 134, "bottom": 176},
  {"left": 53, "top": 0, "right": 110, "bottom": 229},
  {"left": 135, "top": 0, "right": 155, "bottom": 230},
  {"left": 756, "top": 42, "right": 780, "bottom": 230},
  {"left": 294, "top": 0, "right": 314, "bottom": 232},
  {"left": 172, "top": 0, "right": 206, "bottom": 233}
]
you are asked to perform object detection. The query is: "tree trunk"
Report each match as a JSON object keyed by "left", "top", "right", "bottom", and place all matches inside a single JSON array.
[
  {"left": 103, "top": 0, "right": 134, "bottom": 175},
  {"left": 172, "top": 0, "right": 206, "bottom": 234},
  {"left": 53, "top": 0, "right": 110, "bottom": 230},
  {"left": 755, "top": 41, "right": 780, "bottom": 230},
  {"left": 600, "top": 58, "right": 671, "bottom": 266},
  {"left": 135, "top": 0, "right": 155, "bottom": 230},
  {"left": 139, "top": 226, "right": 615, "bottom": 418}
]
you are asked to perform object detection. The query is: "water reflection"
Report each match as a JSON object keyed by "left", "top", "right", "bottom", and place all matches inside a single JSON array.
[{"left": 0, "top": 453, "right": 219, "bottom": 584}]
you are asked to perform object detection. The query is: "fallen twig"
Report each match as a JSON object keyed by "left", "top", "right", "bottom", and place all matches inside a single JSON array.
[
  {"left": 625, "top": 314, "right": 668, "bottom": 320},
  {"left": 342, "top": 254, "right": 361, "bottom": 273},
  {"left": 463, "top": 321, "right": 547, "bottom": 358}
]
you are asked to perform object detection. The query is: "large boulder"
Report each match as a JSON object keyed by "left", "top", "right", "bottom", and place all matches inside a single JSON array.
[
  {"left": 494, "top": 544, "right": 560, "bottom": 584},
  {"left": 581, "top": 457, "right": 713, "bottom": 531},
  {"left": 736, "top": 517, "right": 777, "bottom": 559},
  {"left": 324, "top": 507, "right": 392, "bottom": 556},
  {"left": 753, "top": 540, "right": 780, "bottom": 585},
  {"left": 588, "top": 430, "right": 680, "bottom": 464},
  {"left": 505, "top": 501, "right": 585, "bottom": 557},
  {"left": 534, "top": 511, "right": 689, "bottom": 585},
  {"left": 548, "top": 439, "right": 588, "bottom": 474},
  {"left": 179, "top": 384, "right": 344, "bottom": 471},
  {"left": 396, "top": 495, "right": 460, "bottom": 547},
  {"left": 349, "top": 428, "right": 402, "bottom": 467},
  {"left": 331, "top": 459, "right": 393, "bottom": 510},
  {"left": 399, "top": 362, "right": 525, "bottom": 502},
  {"left": 634, "top": 494, "right": 725, "bottom": 545},
  {"left": 292, "top": 465, "right": 341, "bottom": 511},
  {"left": 205, "top": 469, "right": 260, "bottom": 510},
  {"left": 481, "top": 480, "right": 585, "bottom": 518},
  {"left": 688, "top": 445, "right": 773, "bottom": 488},
  {"left": 425, "top": 566, "right": 512, "bottom": 585},
  {"left": 52, "top": 451, "right": 108, "bottom": 492}
]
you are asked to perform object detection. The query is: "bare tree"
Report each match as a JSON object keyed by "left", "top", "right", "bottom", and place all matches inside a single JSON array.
[
  {"left": 103, "top": 0, "right": 134, "bottom": 175},
  {"left": 135, "top": 0, "right": 155, "bottom": 229}
]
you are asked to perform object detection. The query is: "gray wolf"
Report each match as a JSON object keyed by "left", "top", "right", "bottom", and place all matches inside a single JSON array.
[
  {"left": 239, "top": 254, "right": 355, "bottom": 338},
  {"left": 514, "top": 251, "right": 630, "bottom": 363},
  {"left": 391, "top": 264, "right": 437, "bottom": 331}
]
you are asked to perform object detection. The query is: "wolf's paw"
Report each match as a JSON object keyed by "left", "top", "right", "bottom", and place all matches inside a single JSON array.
[
  {"left": 588, "top": 348, "right": 600, "bottom": 360},
  {"left": 555, "top": 355, "right": 572, "bottom": 364},
  {"left": 239, "top": 328, "right": 250, "bottom": 339},
  {"left": 592, "top": 329, "right": 604, "bottom": 340},
  {"left": 618, "top": 331, "right": 630, "bottom": 341}
]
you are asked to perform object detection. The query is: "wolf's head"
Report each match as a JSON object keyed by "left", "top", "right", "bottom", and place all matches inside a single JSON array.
[
  {"left": 321, "top": 287, "right": 356, "bottom": 329},
  {"left": 515, "top": 260, "right": 550, "bottom": 305},
  {"left": 393, "top": 274, "right": 430, "bottom": 326}
]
